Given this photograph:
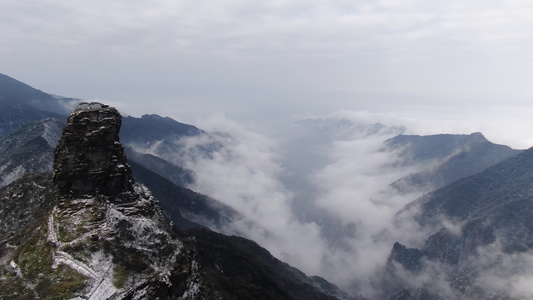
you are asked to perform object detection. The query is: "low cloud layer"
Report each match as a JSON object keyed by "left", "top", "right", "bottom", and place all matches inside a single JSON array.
[
  {"left": 130, "top": 110, "right": 533, "bottom": 298},
  {"left": 473, "top": 241, "right": 533, "bottom": 299},
  {"left": 136, "top": 111, "right": 434, "bottom": 295},
  {"left": 386, "top": 239, "right": 533, "bottom": 300},
  {"left": 132, "top": 113, "right": 329, "bottom": 275}
]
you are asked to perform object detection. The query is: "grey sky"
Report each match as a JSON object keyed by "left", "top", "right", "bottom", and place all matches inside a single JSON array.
[{"left": 2, "top": 0, "right": 533, "bottom": 147}]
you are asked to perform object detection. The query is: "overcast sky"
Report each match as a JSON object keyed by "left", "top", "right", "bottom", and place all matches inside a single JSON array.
[{"left": 2, "top": 0, "right": 533, "bottom": 147}]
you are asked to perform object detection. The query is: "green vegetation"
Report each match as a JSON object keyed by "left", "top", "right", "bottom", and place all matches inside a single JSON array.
[
  {"left": 9, "top": 221, "right": 88, "bottom": 299},
  {"left": 0, "top": 273, "right": 35, "bottom": 299},
  {"left": 61, "top": 236, "right": 95, "bottom": 262},
  {"left": 14, "top": 224, "right": 54, "bottom": 280},
  {"left": 113, "top": 265, "right": 128, "bottom": 289},
  {"left": 34, "top": 266, "right": 87, "bottom": 299}
]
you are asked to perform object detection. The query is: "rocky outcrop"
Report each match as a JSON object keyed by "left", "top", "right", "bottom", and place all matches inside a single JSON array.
[
  {"left": 44, "top": 102, "right": 184, "bottom": 298},
  {"left": 53, "top": 102, "right": 136, "bottom": 202},
  {"left": 388, "top": 242, "right": 423, "bottom": 272}
]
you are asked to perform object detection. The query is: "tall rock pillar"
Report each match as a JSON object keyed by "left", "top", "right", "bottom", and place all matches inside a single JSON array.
[{"left": 53, "top": 102, "right": 136, "bottom": 202}]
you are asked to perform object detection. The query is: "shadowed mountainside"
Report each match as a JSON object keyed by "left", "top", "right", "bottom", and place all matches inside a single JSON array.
[
  {"left": 385, "top": 146, "right": 533, "bottom": 299},
  {"left": 0, "top": 118, "right": 64, "bottom": 187}
]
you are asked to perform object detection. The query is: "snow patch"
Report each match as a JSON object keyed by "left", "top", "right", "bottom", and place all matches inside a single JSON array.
[
  {"left": 88, "top": 275, "right": 117, "bottom": 300},
  {"left": 41, "top": 120, "right": 60, "bottom": 147},
  {"left": 106, "top": 204, "right": 182, "bottom": 275},
  {"left": 181, "top": 260, "right": 202, "bottom": 299},
  {"left": 47, "top": 211, "right": 59, "bottom": 245},
  {"left": 9, "top": 260, "right": 22, "bottom": 277},
  {"left": 0, "top": 165, "right": 26, "bottom": 187}
]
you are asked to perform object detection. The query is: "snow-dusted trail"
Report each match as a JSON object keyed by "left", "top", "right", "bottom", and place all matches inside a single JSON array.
[
  {"left": 88, "top": 277, "right": 117, "bottom": 300},
  {"left": 47, "top": 210, "right": 118, "bottom": 298},
  {"left": 47, "top": 211, "right": 59, "bottom": 244},
  {"left": 54, "top": 251, "right": 98, "bottom": 279},
  {"left": 48, "top": 212, "right": 98, "bottom": 278}
]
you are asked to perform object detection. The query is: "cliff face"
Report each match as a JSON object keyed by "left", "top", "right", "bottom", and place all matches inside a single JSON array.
[{"left": 53, "top": 103, "right": 136, "bottom": 202}]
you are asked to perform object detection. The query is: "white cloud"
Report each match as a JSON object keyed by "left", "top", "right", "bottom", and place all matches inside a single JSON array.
[
  {"left": 138, "top": 113, "right": 329, "bottom": 276},
  {"left": 157, "top": 112, "right": 435, "bottom": 294},
  {"left": 472, "top": 241, "right": 533, "bottom": 299},
  {"left": 3, "top": 1, "right": 532, "bottom": 66}
]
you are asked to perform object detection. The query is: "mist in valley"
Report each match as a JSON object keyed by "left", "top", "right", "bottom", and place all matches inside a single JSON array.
[{"left": 130, "top": 109, "right": 511, "bottom": 297}]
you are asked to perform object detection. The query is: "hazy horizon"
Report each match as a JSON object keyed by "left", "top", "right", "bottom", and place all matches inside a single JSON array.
[{"left": 2, "top": 1, "right": 533, "bottom": 148}]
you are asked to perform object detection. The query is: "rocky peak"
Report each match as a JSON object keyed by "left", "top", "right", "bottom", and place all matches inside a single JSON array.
[{"left": 53, "top": 102, "right": 136, "bottom": 202}]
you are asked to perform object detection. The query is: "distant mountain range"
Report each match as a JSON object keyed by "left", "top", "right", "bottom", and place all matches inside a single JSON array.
[
  {"left": 0, "top": 73, "right": 75, "bottom": 138},
  {"left": 385, "top": 132, "right": 522, "bottom": 192}
]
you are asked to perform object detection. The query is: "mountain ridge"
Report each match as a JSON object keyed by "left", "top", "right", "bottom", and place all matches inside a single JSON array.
[
  {"left": 385, "top": 146, "right": 533, "bottom": 299},
  {"left": 385, "top": 132, "right": 522, "bottom": 192},
  {"left": 0, "top": 73, "right": 76, "bottom": 115}
]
